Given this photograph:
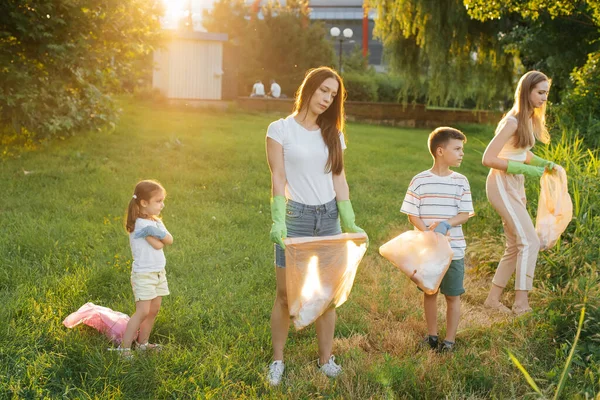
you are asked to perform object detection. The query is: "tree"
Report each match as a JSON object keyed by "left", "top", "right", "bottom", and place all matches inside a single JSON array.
[
  {"left": 463, "top": 0, "right": 600, "bottom": 24},
  {"left": 0, "top": 0, "right": 163, "bottom": 139},
  {"left": 499, "top": 11, "right": 598, "bottom": 102},
  {"left": 371, "top": 0, "right": 600, "bottom": 108},
  {"left": 464, "top": 0, "right": 600, "bottom": 100},
  {"left": 203, "top": 0, "right": 334, "bottom": 97},
  {"left": 463, "top": 0, "right": 600, "bottom": 146},
  {"left": 370, "top": 0, "right": 516, "bottom": 108}
]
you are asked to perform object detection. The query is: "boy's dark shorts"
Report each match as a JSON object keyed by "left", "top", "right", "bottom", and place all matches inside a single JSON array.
[
  {"left": 420, "top": 258, "right": 465, "bottom": 297},
  {"left": 439, "top": 258, "right": 465, "bottom": 296}
]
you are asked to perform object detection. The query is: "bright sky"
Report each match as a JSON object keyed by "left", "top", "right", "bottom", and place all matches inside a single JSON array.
[{"left": 161, "top": 0, "right": 218, "bottom": 30}]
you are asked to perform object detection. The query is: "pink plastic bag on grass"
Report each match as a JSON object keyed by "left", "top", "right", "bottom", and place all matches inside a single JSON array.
[
  {"left": 63, "top": 302, "right": 130, "bottom": 344},
  {"left": 379, "top": 230, "right": 453, "bottom": 295},
  {"left": 284, "top": 233, "right": 368, "bottom": 330},
  {"left": 536, "top": 167, "right": 573, "bottom": 250}
]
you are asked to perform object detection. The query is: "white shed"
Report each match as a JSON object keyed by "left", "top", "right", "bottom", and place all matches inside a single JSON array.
[{"left": 153, "top": 31, "right": 228, "bottom": 100}]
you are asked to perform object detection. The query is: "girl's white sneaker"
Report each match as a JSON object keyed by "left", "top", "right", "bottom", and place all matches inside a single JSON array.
[
  {"left": 318, "top": 355, "right": 342, "bottom": 378},
  {"left": 267, "top": 360, "right": 285, "bottom": 386}
]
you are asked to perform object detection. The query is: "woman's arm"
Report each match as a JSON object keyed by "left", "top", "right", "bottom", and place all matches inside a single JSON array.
[
  {"left": 266, "top": 138, "right": 286, "bottom": 196},
  {"left": 332, "top": 169, "right": 350, "bottom": 201},
  {"left": 333, "top": 168, "right": 366, "bottom": 234},
  {"left": 525, "top": 150, "right": 556, "bottom": 171},
  {"left": 482, "top": 119, "right": 517, "bottom": 171},
  {"left": 525, "top": 151, "right": 534, "bottom": 164}
]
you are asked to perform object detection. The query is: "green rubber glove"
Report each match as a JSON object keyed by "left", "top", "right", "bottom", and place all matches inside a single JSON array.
[
  {"left": 506, "top": 160, "right": 545, "bottom": 178},
  {"left": 337, "top": 200, "right": 365, "bottom": 234},
  {"left": 529, "top": 154, "right": 555, "bottom": 171},
  {"left": 270, "top": 196, "right": 287, "bottom": 249}
]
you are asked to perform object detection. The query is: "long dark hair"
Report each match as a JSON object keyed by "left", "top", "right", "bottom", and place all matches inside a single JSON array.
[
  {"left": 126, "top": 180, "right": 165, "bottom": 233},
  {"left": 293, "top": 67, "right": 346, "bottom": 175}
]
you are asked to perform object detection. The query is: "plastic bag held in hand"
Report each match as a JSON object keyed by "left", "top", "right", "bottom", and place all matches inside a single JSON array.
[
  {"left": 379, "top": 230, "right": 453, "bottom": 294},
  {"left": 63, "top": 302, "right": 131, "bottom": 344},
  {"left": 284, "top": 233, "right": 368, "bottom": 330},
  {"left": 535, "top": 167, "right": 573, "bottom": 250}
]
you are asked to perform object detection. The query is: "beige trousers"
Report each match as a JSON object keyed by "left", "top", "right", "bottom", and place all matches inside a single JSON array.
[{"left": 486, "top": 169, "right": 540, "bottom": 291}]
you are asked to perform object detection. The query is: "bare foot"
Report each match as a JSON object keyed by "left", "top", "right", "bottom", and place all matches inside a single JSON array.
[
  {"left": 512, "top": 305, "right": 533, "bottom": 316},
  {"left": 483, "top": 299, "right": 512, "bottom": 314}
]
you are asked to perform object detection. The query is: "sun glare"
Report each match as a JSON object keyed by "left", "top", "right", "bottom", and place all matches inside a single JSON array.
[
  {"left": 161, "top": 0, "right": 212, "bottom": 30},
  {"left": 301, "top": 256, "right": 322, "bottom": 299},
  {"left": 162, "top": 0, "right": 188, "bottom": 20}
]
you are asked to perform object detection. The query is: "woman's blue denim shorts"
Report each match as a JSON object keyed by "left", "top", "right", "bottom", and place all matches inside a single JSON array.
[{"left": 274, "top": 198, "right": 342, "bottom": 268}]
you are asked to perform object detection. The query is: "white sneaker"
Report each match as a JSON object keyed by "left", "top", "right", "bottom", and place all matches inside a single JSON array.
[
  {"left": 318, "top": 355, "right": 342, "bottom": 378},
  {"left": 267, "top": 360, "right": 285, "bottom": 386}
]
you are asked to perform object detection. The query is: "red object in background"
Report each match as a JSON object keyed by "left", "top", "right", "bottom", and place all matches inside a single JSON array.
[
  {"left": 251, "top": 0, "right": 261, "bottom": 19},
  {"left": 301, "top": 1, "right": 309, "bottom": 28},
  {"left": 362, "top": 3, "right": 369, "bottom": 58}
]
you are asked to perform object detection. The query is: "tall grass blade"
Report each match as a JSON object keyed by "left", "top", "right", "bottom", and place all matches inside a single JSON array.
[
  {"left": 553, "top": 304, "right": 586, "bottom": 400},
  {"left": 507, "top": 351, "right": 543, "bottom": 396}
]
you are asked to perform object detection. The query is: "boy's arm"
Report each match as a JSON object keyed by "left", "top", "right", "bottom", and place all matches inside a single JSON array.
[
  {"left": 402, "top": 176, "right": 425, "bottom": 229},
  {"left": 429, "top": 213, "right": 471, "bottom": 234},
  {"left": 443, "top": 212, "right": 471, "bottom": 228},
  {"left": 408, "top": 214, "right": 428, "bottom": 231}
]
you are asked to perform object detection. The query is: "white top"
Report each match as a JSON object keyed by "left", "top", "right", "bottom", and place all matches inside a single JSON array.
[
  {"left": 252, "top": 82, "right": 265, "bottom": 96},
  {"left": 497, "top": 116, "right": 533, "bottom": 162},
  {"left": 401, "top": 170, "right": 474, "bottom": 260},
  {"left": 267, "top": 115, "right": 346, "bottom": 205},
  {"left": 270, "top": 82, "right": 281, "bottom": 98},
  {"left": 129, "top": 218, "right": 170, "bottom": 273}
]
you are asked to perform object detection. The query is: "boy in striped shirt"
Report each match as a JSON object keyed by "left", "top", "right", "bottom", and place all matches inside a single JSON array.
[{"left": 401, "top": 127, "right": 474, "bottom": 352}]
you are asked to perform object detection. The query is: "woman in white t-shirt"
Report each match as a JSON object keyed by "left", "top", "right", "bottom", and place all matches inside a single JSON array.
[{"left": 265, "top": 67, "right": 366, "bottom": 385}]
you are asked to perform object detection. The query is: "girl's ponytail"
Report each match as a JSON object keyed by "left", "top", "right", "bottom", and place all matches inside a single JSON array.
[{"left": 126, "top": 196, "right": 140, "bottom": 233}]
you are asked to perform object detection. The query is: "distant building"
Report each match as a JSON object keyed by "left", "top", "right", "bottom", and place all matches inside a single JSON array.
[
  {"left": 247, "top": 0, "right": 384, "bottom": 70},
  {"left": 153, "top": 31, "right": 228, "bottom": 100},
  {"left": 306, "top": 0, "right": 384, "bottom": 71}
]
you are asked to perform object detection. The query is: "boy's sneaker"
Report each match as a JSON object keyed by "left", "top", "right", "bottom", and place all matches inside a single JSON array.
[
  {"left": 437, "top": 340, "right": 455, "bottom": 353},
  {"left": 422, "top": 335, "right": 439, "bottom": 350},
  {"left": 318, "top": 355, "right": 342, "bottom": 378},
  {"left": 267, "top": 360, "right": 285, "bottom": 386}
]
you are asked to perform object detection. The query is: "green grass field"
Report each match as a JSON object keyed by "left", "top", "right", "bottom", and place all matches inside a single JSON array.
[{"left": 0, "top": 98, "right": 587, "bottom": 398}]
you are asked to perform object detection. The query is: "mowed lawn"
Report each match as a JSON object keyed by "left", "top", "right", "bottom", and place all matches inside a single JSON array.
[{"left": 0, "top": 98, "right": 564, "bottom": 398}]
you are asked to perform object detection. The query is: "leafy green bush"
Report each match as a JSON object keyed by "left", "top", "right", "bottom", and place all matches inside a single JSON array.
[
  {"left": 0, "top": 0, "right": 162, "bottom": 139},
  {"left": 554, "top": 52, "right": 600, "bottom": 148},
  {"left": 342, "top": 46, "right": 371, "bottom": 74},
  {"left": 373, "top": 73, "right": 404, "bottom": 103},
  {"left": 342, "top": 72, "right": 379, "bottom": 102}
]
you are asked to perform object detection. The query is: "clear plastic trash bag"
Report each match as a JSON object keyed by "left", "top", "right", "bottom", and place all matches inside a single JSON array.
[
  {"left": 284, "top": 233, "right": 368, "bottom": 330},
  {"left": 63, "top": 302, "right": 131, "bottom": 344},
  {"left": 379, "top": 230, "right": 453, "bottom": 295},
  {"left": 536, "top": 167, "right": 573, "bottom": 250}
]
